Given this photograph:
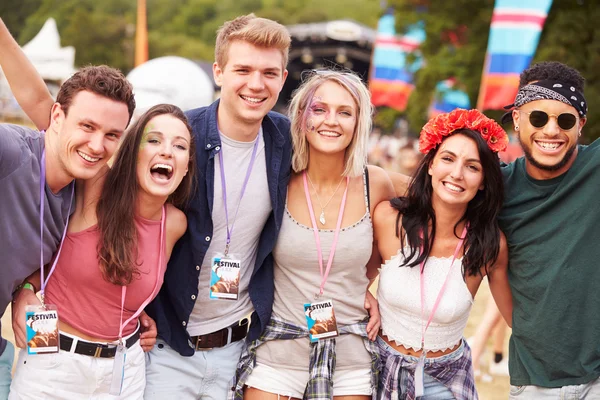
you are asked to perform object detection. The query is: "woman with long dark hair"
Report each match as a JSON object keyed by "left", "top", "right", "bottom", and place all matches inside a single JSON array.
[
  {"left": 9, "top": 104, "right": 196, "bottom": 399},
  {"left": 373, "top": 109, "right": 512, "bottom": 399}
]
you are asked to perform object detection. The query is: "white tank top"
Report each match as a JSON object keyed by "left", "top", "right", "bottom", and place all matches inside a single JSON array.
[{"left": 378, "top": 248, "right": 473, "bottom": 352}]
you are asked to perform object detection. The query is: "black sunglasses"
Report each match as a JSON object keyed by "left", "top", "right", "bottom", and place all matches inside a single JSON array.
[{"left": 520, "top": 110, "right": 577, "bottom": 130}]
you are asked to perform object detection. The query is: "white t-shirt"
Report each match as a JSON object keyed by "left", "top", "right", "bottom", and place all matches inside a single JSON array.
[{"left": 187, "top": 128, "right": 272, "bottom": 336}]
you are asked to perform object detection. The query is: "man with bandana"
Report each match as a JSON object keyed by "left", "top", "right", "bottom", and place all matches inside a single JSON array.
[{"left": 499, "top": 61, "right": 599, "bottom": 398}]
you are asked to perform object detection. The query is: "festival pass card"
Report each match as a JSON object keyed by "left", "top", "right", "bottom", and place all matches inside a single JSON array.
[
  {"left": 304, "top": 299, "right": 338, "bottom": 342},
  {"left": 25, "top": 304, "right": 59, "bottom": 354},
  {"left": 210, "top": 255, "right": 241, "bottom": 300}
]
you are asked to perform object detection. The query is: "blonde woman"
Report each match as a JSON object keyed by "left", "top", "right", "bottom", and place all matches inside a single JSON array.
[{"left": 230, "top": 70, "right": 395, "bottom": 400}]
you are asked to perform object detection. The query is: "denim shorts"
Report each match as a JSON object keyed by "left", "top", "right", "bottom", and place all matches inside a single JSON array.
[
  {"left": 0, "top": 341, "right": 14, "bottom": 400},
  {"left": 377, "top": 336, "right": 463, "bottom": 400}
]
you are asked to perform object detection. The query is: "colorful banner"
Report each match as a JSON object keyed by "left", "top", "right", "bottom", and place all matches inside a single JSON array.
[
  {"left": 369, "top": 11, "right": 425, "bottom": 111},
  {"left": 477, "top": 0, "right": 553, "bottom": 110},
  {"left": 428, "top": 78, "right": 471, "bottom": 118}
]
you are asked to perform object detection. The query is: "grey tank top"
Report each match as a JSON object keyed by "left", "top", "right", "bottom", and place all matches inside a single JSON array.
[{"left": 255, "top": 170, "right": 373, "bottom": 371}]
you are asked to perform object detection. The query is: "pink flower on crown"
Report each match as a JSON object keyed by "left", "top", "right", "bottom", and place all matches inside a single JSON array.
[{"left": 418, "top": 108, "right": 508, "bottom": 154}]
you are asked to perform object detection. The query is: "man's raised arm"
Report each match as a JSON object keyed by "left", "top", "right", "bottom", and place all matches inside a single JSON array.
[{"left": 0, "top": 18, "right": 54, "bottom": 130}]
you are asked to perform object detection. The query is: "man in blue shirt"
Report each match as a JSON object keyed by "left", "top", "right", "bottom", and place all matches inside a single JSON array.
[
  {"left": 144, "top": 14, "right": 292, "bottom": 399},
  {"left": 0, "top": 18, "right": 135, "bottom": 399}
]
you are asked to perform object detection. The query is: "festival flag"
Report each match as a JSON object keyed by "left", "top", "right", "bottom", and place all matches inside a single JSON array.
[
  {"left": 477, "top": 0, "right": 553, "bottom": 110},
  {"left": 369, "top": 11, "right": 425, "bottom": 111},
  {"left": 428, "top": 78, "right": 471, "bottom": 118}
]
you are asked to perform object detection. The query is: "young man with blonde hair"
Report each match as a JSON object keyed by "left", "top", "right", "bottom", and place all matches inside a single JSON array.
[{"left": 144, "top": 14, "right": 292, "bottom": 399}]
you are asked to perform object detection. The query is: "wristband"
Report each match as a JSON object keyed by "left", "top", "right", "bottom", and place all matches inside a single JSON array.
[
  {"left": 22, "top": 282, "right": 36, "bottom": 292},
  {"left": 13, "top": 281, "right": 37, "bottom": 296}
]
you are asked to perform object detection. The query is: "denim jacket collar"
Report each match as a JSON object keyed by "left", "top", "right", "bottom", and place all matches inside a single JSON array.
[{"left": 203, "top": 99, "right": 286, "bottom": 152}]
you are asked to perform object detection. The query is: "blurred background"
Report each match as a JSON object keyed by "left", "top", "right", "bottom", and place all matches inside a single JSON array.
[{"left": 2, "top": 1, "right": 599, "bottom": 397}]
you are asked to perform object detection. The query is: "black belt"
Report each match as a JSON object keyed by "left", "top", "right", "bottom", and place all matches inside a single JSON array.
[
  {"left": 191, "top": 318, "right": 249, "bottom": 350},
  {"left": 59, "top": 328, "right": 140, "bottom": 358}
]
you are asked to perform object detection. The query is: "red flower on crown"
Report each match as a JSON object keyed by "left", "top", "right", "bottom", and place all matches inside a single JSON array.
[{"left": 418, "top": 108, "right": 508, "bottom": 154}]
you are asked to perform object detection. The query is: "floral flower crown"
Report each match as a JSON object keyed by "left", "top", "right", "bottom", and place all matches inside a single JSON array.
[{"left": 419, "top": 108, "right": 509, "bottom": 154}]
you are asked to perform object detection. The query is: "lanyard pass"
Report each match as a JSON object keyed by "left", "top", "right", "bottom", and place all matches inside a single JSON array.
[
  {"left": 109, "top": 340, "right": 127, "bottom": 395},
  {"left": 219, "top": 131, "right": 260, "bottom": 257},
  {"left": 302, "top": 172, "right": 349, "bottom": 298},
  {"left": 416, "top": 224, "right": 467, "bottom": 397}
]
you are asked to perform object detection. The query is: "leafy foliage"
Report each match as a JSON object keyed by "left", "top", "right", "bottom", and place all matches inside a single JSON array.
[
  {"left": 5, "top": 0, "right": 598, "bottom": 138},
  {"left": 389, "top": 0, "right": 598, "bottom": 140}
]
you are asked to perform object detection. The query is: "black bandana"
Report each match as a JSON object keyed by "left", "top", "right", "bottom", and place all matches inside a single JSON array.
[{"left": 511, "top": 79, "right": 587, "bottom": 117}]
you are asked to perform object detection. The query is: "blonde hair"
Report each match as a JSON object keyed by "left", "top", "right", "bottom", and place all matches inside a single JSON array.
[
  {"left": 215, "top": 14, "right": 291, "bottom": 70},
  {"left": 289, "top": 70, "right": 373, "bottom": 177}
]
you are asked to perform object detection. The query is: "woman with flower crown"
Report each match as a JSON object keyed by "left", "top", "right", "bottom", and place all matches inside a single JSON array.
[{"left": 373, "top": 109, "right": 513, "bottom": 400}]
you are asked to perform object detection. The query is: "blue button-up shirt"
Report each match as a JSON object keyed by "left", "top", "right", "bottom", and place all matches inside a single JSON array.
[{"left": 146, "top": 100, "right": 292, "bottom": 356}]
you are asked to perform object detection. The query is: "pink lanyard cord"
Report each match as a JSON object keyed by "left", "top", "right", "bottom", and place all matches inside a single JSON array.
[
  {"left": 302, "top": 172, "right": 349, "bottom": 297},
  {"left": 419, "top": 225, "right": 468, "bottom": 351},
  {"left": 39, "top": 150, "right": 74, "bottom": 303},
  {"left": 117, "top": 205, "right": 166, "bottom": 340}
]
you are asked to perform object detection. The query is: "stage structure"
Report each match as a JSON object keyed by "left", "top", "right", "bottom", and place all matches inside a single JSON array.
[{"left": 280, "top": 20, "right": 376, "bottom": 111}]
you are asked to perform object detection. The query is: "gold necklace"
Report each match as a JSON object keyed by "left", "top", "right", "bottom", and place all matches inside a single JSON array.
[{"left": 306, "top": 173, "right": 346, "bottom": 225}]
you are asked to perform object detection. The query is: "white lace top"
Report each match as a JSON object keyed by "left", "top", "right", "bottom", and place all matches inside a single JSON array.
[{"left": 378, "top": 249, "right": 473, "bottom": 352}]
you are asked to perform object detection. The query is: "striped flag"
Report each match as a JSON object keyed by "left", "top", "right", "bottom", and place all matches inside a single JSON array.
[
  {"left": 477, "top": 0, "right": 553, "bottom": 110},
  {"left": 369, "top": 12, "right": 425, "bottom": 111},
  {"left": 428, "top": 78, "right": 471, "bottom": 118}
]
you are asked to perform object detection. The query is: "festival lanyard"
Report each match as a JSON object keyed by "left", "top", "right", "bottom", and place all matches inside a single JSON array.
[
  {"left": 218, "top": 133, "right": 260, "bottom": 256},
  {"left": 116, "top": 206, "right": 166, "bottom": 341},
  {"left": 39, "top": 150, "right": 75, "bottom": 305},
  {"left": 419, "top": 225, "right": 468, "bottom": 351},
  {"left": 302, "top": 171, "right": 350, "bottom": 298}
]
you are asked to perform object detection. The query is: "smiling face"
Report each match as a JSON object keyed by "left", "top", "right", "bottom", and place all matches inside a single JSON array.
[
  {"left": 513, "top": 99, "right": 585, "bottom": 179},
  {"left": 304, "top": 80, "right": 358, "bottom": 156},
  {"left": 51, "top": 90, "right": 130, "bottom": 181},
  {"left": 137, "top": 114, "right": 191, "bottom": 200},
  {"left": 213, "top": 40, "right": 287, "bottom": 128},
  {"left": 428, "top": 134, "right": 485, "bottom": 209}
]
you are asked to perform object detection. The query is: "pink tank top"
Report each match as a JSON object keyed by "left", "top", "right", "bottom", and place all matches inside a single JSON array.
[{"left": 45, "top": 208, "right": 167, "bottom": 340}]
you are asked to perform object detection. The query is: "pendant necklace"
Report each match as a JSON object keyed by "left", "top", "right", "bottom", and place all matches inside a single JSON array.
[{"left": 306, "top": 173, "right": 346, "bottom": 225}]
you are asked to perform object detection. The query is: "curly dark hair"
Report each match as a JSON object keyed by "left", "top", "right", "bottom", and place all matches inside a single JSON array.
[
  {"left": 519, "top": 61, "right": 585, "bottom": 92},
  {"left": 390, "top": 129, "right": 504, "bottom": 278},
  {"left": 57, "top": 65, "right": 136, "bottom": 124}
]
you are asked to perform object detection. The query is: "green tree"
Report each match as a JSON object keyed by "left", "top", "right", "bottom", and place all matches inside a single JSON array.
[
  {"left": 387, "top": 0, "right": 598, "bottom": 139},
  {"left": 19, "top": 0, "right": 135, "bottom": 71},
  {"left": 0, "top": 0, "right": 43, "bottom": 40}
]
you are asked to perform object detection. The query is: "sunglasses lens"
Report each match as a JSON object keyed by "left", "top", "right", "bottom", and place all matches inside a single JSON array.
[
  {"left": 529, "top": 111, "right": 549, "bottom": 128},
  {"left": 558, "top": 113, "right": 577, "bottom": 130}
]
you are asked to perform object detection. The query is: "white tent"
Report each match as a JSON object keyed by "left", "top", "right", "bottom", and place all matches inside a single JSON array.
[
  {"left": 22, "top": 18, "right": 76, "bottom": 82},
  {"left": 127, "top": 56, "right": 215, "bottom": 117}
]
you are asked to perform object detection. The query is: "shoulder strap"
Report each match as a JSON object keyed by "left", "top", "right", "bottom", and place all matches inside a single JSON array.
[{"left": 363, "top": 166, "right": 371, "bottom": 214}]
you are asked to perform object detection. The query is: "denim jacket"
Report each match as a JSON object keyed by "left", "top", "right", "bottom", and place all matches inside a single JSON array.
[{"left": 146, "top": 100, "right": 292, "bottom": 356}]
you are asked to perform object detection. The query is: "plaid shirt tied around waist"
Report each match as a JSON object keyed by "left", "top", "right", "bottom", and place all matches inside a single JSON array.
[
  {"left": 378, "top": 339, "right": 477, "bottom": 400},
  {"left": 228, "top": 315, "right": 381, "bottom": 400}
]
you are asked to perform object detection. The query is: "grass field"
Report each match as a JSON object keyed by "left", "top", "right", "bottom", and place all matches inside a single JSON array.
[{"left": 2, "top": 285, "right": 510, "bottom": 399}]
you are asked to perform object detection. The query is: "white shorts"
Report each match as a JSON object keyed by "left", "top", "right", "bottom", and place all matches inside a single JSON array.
[
  {"left": 245, "top": 362, "right": 372, "bottom": 398},
  {"left": 9, "top": 331, "right": 145, "bottom": 400}
]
